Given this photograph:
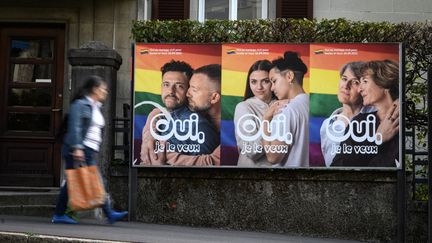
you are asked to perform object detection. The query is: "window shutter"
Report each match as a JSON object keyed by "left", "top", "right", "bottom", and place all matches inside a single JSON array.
[
  {"left": 276, "top": 0, "right": 313, "bottom": 19},
  {"left": 152, "top": 0, "right": 190, "bottom": 20}
]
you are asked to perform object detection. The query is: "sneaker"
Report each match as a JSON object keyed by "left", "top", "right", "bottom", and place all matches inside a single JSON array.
[
  {"left": 106, "top": 211, "right": 128, "bottom": 224},
  {"left": 52, "top": 214, "right": 78, "bottom": 224}
]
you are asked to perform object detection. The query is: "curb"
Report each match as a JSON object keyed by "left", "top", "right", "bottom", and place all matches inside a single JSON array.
[{"left": 0, "top": 231, "right": 130, "bottom": 243}]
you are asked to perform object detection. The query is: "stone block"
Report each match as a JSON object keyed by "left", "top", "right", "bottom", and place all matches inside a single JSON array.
[
  {"left": 115, "top": 23, "right": 133, "bottom": 50},
  {"left": 0, "top": 7, "right": 78, "bottom": 23},
  {"left": 68, "top": 23, "right": 79, "bottom": 48},
  {"left": 362, "top": 12, "right": 426, "bottom": 23},
  {"left": 78, "top": 2, "right": 94, "bottom": 24},
  {"left": 94, "top": 23, "right": 114, "bottom": 48},
  {"left": 313, "top": 0, "right": 331, "bottom": 12},
  {"left": 394, "top": 0, "right": 432, "bottom": 13},
  {"left": 78, "top": 23, "right": 94, "bottom": 46},
  {"left": 116, "top": 0, "right": 137, "bottom": 24},
  {"left": 330, "top": 0, "right": 393, "bottom": 13},
  {"left": 314, "top": 10, "right": 426, "bottom": 23},
  {"left": 95, "top": 0, "right": 114, "bottom": 23}
]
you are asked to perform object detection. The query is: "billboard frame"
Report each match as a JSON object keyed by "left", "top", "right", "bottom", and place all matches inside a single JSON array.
[
  {"left": 131, "top": 42, "right": 404, "bottom": 170},
  {"left": 128, "top": 42, "right": 407, "bottom": 241}
]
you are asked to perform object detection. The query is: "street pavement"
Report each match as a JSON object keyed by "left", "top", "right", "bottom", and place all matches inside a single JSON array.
[{"left": 0, "top": 215, "right": 360, "bottom": 243}]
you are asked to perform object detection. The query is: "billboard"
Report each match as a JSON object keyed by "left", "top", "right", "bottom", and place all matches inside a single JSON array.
[{"left": 132, "top": 43, "right": 402, "bottom": 168}]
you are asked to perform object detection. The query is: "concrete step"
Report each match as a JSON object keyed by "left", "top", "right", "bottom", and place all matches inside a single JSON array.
[
  {"left": 0, "top": 204, "right": 103, "bottom": 220},
  {"left": 0, "top": 186, "right": 59, "bottom": 192},
  {"left": 0, "top": 174, "right": 54, "bottom": 187},
  {"left": 0, "top": 205, "right": 55, "bottom": 217},
  {"left": 0, "top": 187, "right": 102, "bottom": 219},
  {"left": 0, "top": 191, "right": 58, "bottom": 206},
  {"left": 0, "top": 187, "right": 59, "bottom": 217}
]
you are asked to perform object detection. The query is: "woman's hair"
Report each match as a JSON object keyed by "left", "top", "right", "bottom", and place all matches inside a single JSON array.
[
  {"left": 243, "top": 59, "right": 273, "bottom": 100},
  {"left": 361, "top": 60, "right": 399, "bottom": 100},
  {"left": 340, "top": 61, "right": 365, "bottom": 80},
  {"left": 271, "top": 51, "right": 308, "bottom": 85},
  {"left": 71, "top": 75, "right": 106, "bottom": 102}
]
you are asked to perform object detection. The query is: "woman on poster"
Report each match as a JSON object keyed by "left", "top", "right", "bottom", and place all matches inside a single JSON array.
[
  {"left": 261, "top": 52, "right": 309, "bottom": 167},
  {"left": 331, "top": 60, "right": 400, "bottom": 167},
  {"left": 234, "top": 60, "right": 276, "bottom": 166},
  {"left": 319, "top": 61, "right": 377, "bottom": 167}
]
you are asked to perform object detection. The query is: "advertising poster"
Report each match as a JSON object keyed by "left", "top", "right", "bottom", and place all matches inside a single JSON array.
[
  {"left": 132, "top": 43, "right": 401, "bottom": 168},
  {"left": 221, "top": 44, "right": 310, "bottom": 166},
  {"left": 309, "top": 43, "right": 401, "bottom": 167},
  {"left": 133, "top": 44, "right": 221, "bottom": 166}
]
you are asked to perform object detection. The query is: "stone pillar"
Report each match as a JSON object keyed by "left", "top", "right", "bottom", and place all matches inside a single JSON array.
[{"left": 68, "top": 41, "right": 122, "bottom": 183}]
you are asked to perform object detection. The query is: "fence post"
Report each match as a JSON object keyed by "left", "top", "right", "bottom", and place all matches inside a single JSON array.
[{"left": 427, "top": 57, "right": 432, "bottom": 243}]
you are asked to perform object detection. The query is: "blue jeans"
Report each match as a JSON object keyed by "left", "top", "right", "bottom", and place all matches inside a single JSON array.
[{"left": 54, "top": 145, "right": 112, "bottom": 216}]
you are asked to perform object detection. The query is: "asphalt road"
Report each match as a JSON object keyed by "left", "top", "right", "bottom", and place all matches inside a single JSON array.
[{"left": 0, "top": 215, "right": 360, "bottom": 243}]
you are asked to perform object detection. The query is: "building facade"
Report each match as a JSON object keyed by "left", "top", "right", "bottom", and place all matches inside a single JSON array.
[{"left": 0, "top": 0, "right": 428, "bottom": 188}]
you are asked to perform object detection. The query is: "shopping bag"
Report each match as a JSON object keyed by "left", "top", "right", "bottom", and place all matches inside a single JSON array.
[{"left": 65, "top": 165, "right": 106, "bottom": 211}]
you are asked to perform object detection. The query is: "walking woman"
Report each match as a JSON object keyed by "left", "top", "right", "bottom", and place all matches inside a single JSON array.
[
  {"left": 52, "top": 75, "right": 128, "bottom": 224},
  {"left": 234, "top": 60, "right": 276, "bottom": 166}
]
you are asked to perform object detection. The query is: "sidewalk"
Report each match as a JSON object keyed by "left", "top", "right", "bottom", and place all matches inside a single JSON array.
[{"left": 0, "top": 215, "right": 360, "bottom": 243}]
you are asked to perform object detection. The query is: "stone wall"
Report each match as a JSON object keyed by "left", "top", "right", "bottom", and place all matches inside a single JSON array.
[
  {"left": 314, "top": 0, "right": 432, "bottom": 22},
  {"left": 109, "top": 168, "right": 427, "bottom": 242}
]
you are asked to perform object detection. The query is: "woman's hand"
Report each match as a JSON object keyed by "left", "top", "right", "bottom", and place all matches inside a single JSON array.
[
  {"left": 377, "top": 100, "right": 399, "bottom": 143},
  {"left": 72, "top": 149, "right": 85, "bottom": 162},
  {"left": 273, "top": 99, "right": 290, "bottom": 115},
  {"left": 263, "top": 100, "right": 290, "bottom": 121}
]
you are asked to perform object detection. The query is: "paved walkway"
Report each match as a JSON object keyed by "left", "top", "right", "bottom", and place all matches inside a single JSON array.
[{"left": 0, "top": 215, "right": 360, "bottom": 243}]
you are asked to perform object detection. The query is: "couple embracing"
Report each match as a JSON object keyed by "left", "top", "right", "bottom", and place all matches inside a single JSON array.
[
  {"left": 139, "top": 61, "right": 221, "bottom": 166},
  {"left": 234, "top": 51, "right": 309, "bottom": 167}
]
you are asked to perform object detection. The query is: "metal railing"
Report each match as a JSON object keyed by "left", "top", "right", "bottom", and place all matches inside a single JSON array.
[{"left": 112, "top": 103, "right": 131, "bottom": 165}]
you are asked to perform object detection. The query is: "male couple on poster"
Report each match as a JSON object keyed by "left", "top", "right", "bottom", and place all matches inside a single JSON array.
[{"left": 139, "top": 61, "right": 221, "bottom": 166}]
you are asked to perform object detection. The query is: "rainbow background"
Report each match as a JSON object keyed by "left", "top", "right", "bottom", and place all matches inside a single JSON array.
[
  {"left": 133, "top": 44, "right": 221, "bottom": 164},
  {"left": 132, "top": 43, "right": 400, "bottom": 167},
  {"left": 221, "top": 44, "right": 310, "bottom": 165},
  {"left": 308, "top": 43, "right": 400, "bottom": 166}
]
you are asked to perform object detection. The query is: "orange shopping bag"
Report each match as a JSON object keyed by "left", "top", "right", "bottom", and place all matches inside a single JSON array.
[{"left": 65, "top": 165, "right": 106, "bottom": 211}]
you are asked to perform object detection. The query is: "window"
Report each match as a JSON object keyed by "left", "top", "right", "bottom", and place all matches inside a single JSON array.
[
  {"left": 198, "top": 0, "right": 268, "bottom": 21},
  {"left": 196, "top": 0, "right": 312, "bottom": 22},
  {"left": 151, "top": 0, "right": 190, "bottom": 20},
  {"left": 140, "top": 0, "right": 312, "bottom": 21},
  {"left": 205, "top": 0, "right": 229, "bottom": 20},
  {"left": 238, "top": 0, "right": 263, "bottom": 19}
]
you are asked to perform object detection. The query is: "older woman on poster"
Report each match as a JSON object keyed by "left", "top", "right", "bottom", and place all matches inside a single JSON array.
[
  {"left": 261, "top": 52, "right": 309, "bottom": 167},
  {"left": 331, "top": 60, "right": 400, "bottom": 167},
  {"left": 234, "top": 60, "right": 276, "bottom": 167},
  {"left": 319, "top": 62, "right": 374, "bottom": 167}
]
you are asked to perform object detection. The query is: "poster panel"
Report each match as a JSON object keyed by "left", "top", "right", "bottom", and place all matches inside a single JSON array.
[
  {"left": 309, "top": 43, "right": 401, "bottom": 167},
  {"left": 220, "top": 43, "right": 310, "bottom": 166},
  {"left": 132, "top": 43, "right": 401, "bottom": 168},
  {"left": 133, "top": 44, "right": 221, "bottom": 166}
]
